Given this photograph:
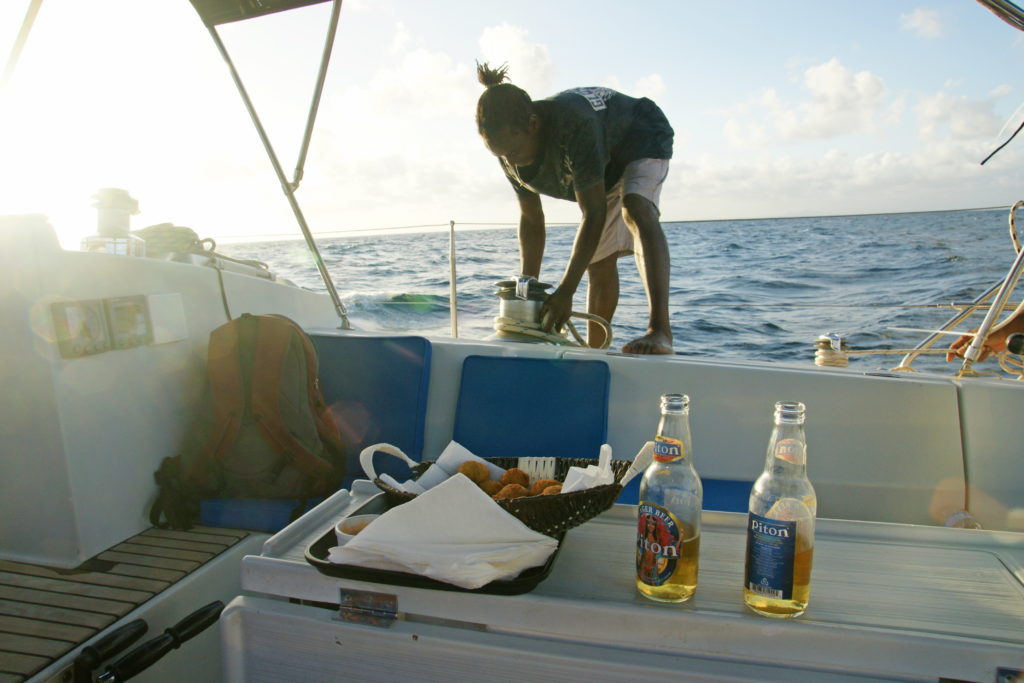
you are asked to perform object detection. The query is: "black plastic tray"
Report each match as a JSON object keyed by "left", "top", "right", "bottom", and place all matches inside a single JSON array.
[{"left": 304, "top": 496, "right": 564, "bottom": 596}]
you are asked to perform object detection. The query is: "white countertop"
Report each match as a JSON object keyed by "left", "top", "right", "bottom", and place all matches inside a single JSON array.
[{"left": 239, "top": 481, "right": 1024, "bottom": 682}]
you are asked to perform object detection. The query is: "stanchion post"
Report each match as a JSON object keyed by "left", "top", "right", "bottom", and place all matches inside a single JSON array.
[{"left": 449, "top": 220, "right": 458, "bottom": 337}]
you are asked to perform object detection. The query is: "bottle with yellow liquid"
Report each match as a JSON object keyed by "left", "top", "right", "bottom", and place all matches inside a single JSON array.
[
  {"left": 636, "top": 393, "right": 702, "bottom": 603},
  {"left": 744, "top": 401, "right": 816, "bottom": 618}
]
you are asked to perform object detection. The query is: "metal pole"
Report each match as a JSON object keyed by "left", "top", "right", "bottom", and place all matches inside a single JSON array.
[
  {"left": 292, "top": 0, "right": 342, "bottom": 190},
  {"left": 206, "top": 24, "right": 351, "bottom": 329},
  {"left": 893, "top": 282, "right": 1001, "bottom": 370},
  {"left": 959, "top": 201, "right": 1024, "bottom": 375},
  {"left": 449, "top": 220, "right": 458, "bottom": 337},
  {"left": 1, "top": 0, "right": 45, "bottom": 92}
]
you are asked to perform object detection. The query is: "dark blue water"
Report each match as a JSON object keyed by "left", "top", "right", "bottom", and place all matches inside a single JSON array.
[{"left": 221, "top": 209, "right": 1017, "bottom": 374}]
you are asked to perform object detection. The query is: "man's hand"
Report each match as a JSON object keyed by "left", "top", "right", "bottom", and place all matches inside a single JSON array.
[
  {"left": 540, "top": 286, "right": 574, "bottom": 333},
  {"left": 946, "top": 330, "right": 1001, "bottom": 362}
]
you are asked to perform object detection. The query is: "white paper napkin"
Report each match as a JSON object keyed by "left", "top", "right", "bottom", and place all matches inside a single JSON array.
[
  {"left": 328, "top": 475, "right": 559, "bottom": 589},
  {"left": 435, "top": 441, "right": 506, "bottom": 480},
  {"left": 561, "top": 444, "right": 615, "bottom": 493}
]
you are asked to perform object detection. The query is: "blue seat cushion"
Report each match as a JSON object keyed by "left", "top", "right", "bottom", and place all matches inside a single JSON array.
[
  {"left": 453, "top": 355, "right": 609, "bottom": 461},
  {"left": 313, "top": 335, "right": 432, "bottom": 488}
]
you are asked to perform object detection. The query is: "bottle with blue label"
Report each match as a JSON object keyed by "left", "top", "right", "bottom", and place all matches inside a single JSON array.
[
  {"left": 636, "top": 393, "right": 702, "bottom": 603},
  {"left": 744, "top": 401, "right": 817, "bottom": 618}
]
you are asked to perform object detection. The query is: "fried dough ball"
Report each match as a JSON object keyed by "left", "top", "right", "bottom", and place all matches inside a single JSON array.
[
  {"left": 457, "top": 460, "right": 489, "bottom": 484},
  {"left": 530, "top": 478, "right": 560, "bottom": 496},
  {"left": 479, "top": 480, "right": 503, "bottom": 496},
  {"left": 500, "top": 468, "right": 530, "bottom": 488},
  {"left": 541, "top": 484, "right": 562, "bottom": 495},
  {"left": 493, "top": 483, "right": 529, "bottom": 500}
]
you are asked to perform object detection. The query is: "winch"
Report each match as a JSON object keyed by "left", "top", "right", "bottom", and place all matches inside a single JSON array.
[{"left": 485, "top": 276, "right": 612, "bottom": 348}]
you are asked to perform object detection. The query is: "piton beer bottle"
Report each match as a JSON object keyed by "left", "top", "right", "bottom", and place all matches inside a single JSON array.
[
  {"left": 744, "top": 401, "right": 817, "bottom": 618},
  {"left": 636, "top": 393, "right": 703, "bottom": 602}
]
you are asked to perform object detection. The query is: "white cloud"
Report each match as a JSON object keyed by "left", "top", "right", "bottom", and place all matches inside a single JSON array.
[
  {"left": 634, "top": 74, "right": 667, "bottom": 100},
  {"left": 391, "top": 21, "right": 411, "bottom": 53},
  {"left": 478, "top": 23, "right": 554, "bottom": 98},
  {"left": 362, "top": 47, "right": 476, "bottom": 118},
  {"left": 724, "top": 59, "right": 893, "bottom": 148},
  {"left": 989, "top": 84, "right": 1013, "bottom": 98},
  {"left": 901, "top": 8, "right": 943, "bottom": 39},
  {"left": 916, "top": 92, "right": 1003, "bottom": 141},
  {"left": 601, "top": 73, "right": 666, "bottom": 100}
]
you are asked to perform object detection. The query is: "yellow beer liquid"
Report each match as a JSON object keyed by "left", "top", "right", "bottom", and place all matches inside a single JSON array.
[
  {"left": 636, "top": 535, "right": 700, "bottom": 603},
  {"left": 744, "top": 545, "right": 813, "bottom": 618}
]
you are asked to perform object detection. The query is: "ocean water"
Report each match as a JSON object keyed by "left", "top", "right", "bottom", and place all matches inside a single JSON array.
[{"left": 219, "top": 208, "right": 1018, "bottom": 374}]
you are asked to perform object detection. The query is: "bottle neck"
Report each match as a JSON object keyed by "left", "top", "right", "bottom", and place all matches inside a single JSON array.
[
  {"left": 764, "top": 422, "right": 807, "bottom": 474},
  {"left": 656, "top": 411, "right": 693, "bottom": 463}
]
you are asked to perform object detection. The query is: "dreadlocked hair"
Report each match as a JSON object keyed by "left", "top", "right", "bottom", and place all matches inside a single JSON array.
[{"left": 475, "top": 61, "right": 534, "bottom": 137}]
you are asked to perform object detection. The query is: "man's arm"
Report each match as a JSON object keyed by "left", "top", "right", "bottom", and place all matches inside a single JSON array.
[
  {"left": 517, "top": 191, "right": 545, "bottom": 278},
  {"left": 541, "top": 181, "right": 606, "bottom": 332}
]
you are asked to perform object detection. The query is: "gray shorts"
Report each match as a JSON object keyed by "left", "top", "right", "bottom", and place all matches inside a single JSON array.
[{"left": 591, "top": 158, "right": 670, "bottom": 264}]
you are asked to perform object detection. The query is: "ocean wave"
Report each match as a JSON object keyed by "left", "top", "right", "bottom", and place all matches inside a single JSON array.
[{"left": 221, "top": 209, "right": 1012, "bottom": 373}]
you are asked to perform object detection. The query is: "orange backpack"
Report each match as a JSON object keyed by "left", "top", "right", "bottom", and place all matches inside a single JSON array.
[{"left": 151, "top": 314, "right": 345, "bottom": 529}]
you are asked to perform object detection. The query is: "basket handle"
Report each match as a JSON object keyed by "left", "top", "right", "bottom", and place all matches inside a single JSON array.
[{"left": 359, "top": 443, "right": 417, "bottom": 481}]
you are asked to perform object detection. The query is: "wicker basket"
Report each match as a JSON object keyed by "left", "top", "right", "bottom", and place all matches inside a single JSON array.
[{"left": 374, "top": 457, "right": 631, "bottom": 538}]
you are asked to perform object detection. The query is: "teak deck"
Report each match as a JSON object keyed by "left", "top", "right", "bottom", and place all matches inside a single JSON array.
[{"left": 0, "top": 526, "right": 249, "bottom": 682}]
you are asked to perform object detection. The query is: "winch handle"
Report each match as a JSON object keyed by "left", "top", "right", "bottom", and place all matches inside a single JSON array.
[{"left": 359, "top": 443, "right": 417, "bottom": 480}]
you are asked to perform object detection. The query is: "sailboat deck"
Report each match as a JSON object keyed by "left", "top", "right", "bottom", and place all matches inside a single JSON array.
[{"left": 0, "top": 526, "right": 250, "bottom": 682}]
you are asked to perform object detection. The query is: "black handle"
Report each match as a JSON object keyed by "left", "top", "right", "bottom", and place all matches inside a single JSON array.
[
  {"left": 166, "top": 600, "right": 224, "bottom": 645},
  {"left": 96, "top": 601, "right": 224, "bottom": 682},
  {"left": 71, "top": 619, "right": 148, "bottom": 683}
]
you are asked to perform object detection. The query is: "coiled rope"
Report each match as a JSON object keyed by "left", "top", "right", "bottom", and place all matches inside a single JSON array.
[{"left": 493, "top": 311, "right": 613, "bottom": 348}]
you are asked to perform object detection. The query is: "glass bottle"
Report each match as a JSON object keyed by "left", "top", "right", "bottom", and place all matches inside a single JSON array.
[
  {"left": 636, "top": 393, "right": 702, "bottom": 603},
  {"left": 744, "top": 401, "right": 817, "bottom": 618}
]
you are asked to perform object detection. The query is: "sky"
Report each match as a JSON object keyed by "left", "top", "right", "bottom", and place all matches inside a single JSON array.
[{"left": 1, "top": 0, "right": 1023, "bottom": 248}]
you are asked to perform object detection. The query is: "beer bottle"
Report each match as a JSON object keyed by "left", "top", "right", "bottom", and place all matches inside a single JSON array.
[
  {"left": 744, "top": 401, "right": 816, "bottom": 618},
  {"left": 636, "top": 393, "right": 702, "bottom": 603}
]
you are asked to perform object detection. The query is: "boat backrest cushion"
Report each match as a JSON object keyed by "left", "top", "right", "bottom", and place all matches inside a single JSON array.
[
  {"left": 453, "top": 355, "right": 610, "bottom": 461},
  {"left": 314, "top": 334, "right": 433, "bottom": 488}
]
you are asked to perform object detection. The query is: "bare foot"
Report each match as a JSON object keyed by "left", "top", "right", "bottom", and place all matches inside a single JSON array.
[{"left": 622, "top": 330, "right": 674, "bottom": 355}]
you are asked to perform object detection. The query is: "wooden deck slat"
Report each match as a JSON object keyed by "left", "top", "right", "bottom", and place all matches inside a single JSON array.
[
  {"left": 0, "top": 571, "right": 152, "bottom": 605},
  {"left": 105, "top": 564, "right": 185, "bottom": 583},
  {"left": 97, "top": 552, "right": 199, "bottom": 573},
  {"left": 0, "top": 524, "right": 248, "bottom": 681},
  {"left": 0, "top": 587, "right": 133, "bottom": 618},
  {"left": 0, "top": 614, "right": 93, "bottom": 643},
  {"left": 139, "top": 528, "right": 241, "bottom": 545},
  {"left": 0, "top": 632, "right": 73, "bottom": 659},
  {"left": 0, "top": 560, "right": 168, "bottom": 594},
  {"left": 0, "top": 599, "right": 113, "bottom": 630},
  {"left": 190, "top": 525, "right": 250, "bottom": 539},
  {"left": 111, "top": 543, "right": 213, "bottom": 564},
  {"left": 123, "top": 535, "right": 229, "bottom": 553},
  {"left": 0, "top": 650, "right": 51, "bottom": 676},
  {"left": 0, "top": 651, "right": 52, "bottom": 675}
]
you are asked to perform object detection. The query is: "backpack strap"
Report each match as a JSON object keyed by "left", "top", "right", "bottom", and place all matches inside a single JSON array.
[
  {"left": 186, "top": 317, "right": 247, "bottom": 485},
  {"left": 250, "top": 316, "right": 336, "bottom": 480},
  {"left": 264, "top": 314, "right": 345, "bottom": 462}
]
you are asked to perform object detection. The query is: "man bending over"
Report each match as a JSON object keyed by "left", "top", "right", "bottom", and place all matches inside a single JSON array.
[{"left": 475, "top": 62, "right": 675, "bottom": 354}]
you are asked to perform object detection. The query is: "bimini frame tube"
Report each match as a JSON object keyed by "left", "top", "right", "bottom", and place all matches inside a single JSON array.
[{"left": 202, "top": 1, "right": 351, "bottom": 329}]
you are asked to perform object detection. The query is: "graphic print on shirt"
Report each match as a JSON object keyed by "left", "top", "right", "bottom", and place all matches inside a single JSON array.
[{"left": 566, "top": 87, "right": 616, "bottom": 111}]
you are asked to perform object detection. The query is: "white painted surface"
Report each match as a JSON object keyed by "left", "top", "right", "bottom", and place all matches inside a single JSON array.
[
  {"left": 227, "top": 489, "right": 1024, "bottom": 682},
  {"left": 0, "top": 216, "right": 339, "bottom": 567}
]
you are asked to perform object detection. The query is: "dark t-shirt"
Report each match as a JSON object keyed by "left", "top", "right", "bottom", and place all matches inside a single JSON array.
[{"left": 501, "top": 87, "right": 674, "bottom": 202}]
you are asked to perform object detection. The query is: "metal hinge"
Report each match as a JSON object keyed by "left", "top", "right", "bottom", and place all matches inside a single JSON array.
[{"left": 336, "top": 588, "right": 397, "bottom": 627}]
